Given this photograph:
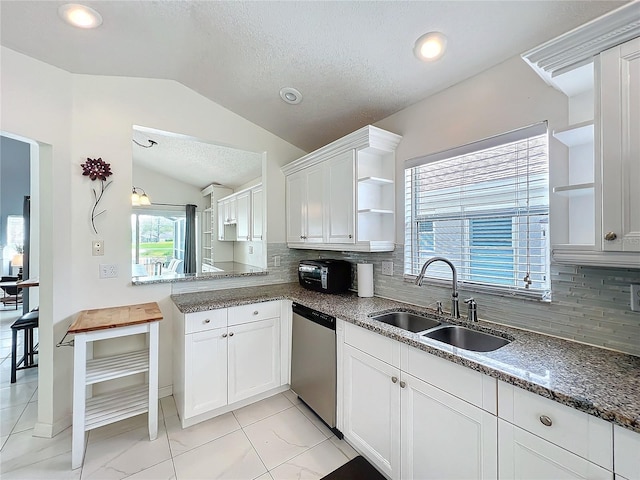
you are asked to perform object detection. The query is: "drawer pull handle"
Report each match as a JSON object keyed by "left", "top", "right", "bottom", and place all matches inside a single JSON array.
[
  {"left": 604, "top": 231, "right": 617, "bottom": 241},
  {"left": 204, "top": 319, "right": 210, "bottom": 324},
  {"left": 391, "top": 376, "right": 398, "bottom": 383},
  {"left": 539, "top": 415, "right": 552, "bottom": 427},
  {"left": 253, "top": 311, "right": 259, "bottom": 315},
  {"left": 399, "top": 381, "right": 406, "bottom": 388},
  {"left": 229, "top": 332, "right": 234, "bottom": 337},
  {"left": 222, "top": 333, "right": 227, "bottom": 338}
]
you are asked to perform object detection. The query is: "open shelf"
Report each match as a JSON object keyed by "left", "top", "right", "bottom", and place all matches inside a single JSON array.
[
  {"left": 553, "top": 183, "right": 595, "bottom": 197},
  {"left": 86, "top": 350, "right": 149, "bottom": 385},
  {"left": 553, "top": 121, "right": 594, "bottom": 147},
  {"left": 85, "top": 385, "right": 149, "bottom": 431},
  {"left": 358, "top": 208, "right": 393, "bottom": 214},
  {"left": 358, "top": 176, "right": 393, "bottom": 186}
]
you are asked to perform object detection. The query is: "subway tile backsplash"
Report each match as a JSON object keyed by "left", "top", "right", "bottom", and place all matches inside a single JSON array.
[{"left": 174, "top": 243, "right": 640, "bottom": 356}]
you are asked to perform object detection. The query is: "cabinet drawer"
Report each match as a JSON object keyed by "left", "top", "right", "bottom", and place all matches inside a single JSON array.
[
  {"left": 615, "top": 425, "right": 640, "bottom": 480},
  {"left": 498, "top": 381, "right": 613, "bottom": 470},
  {"left": 403, "top": 346, "right": 497, "bottom": 413},
  {"left": 185, "top": 309, "right": 227, "bottom": 334},
  {"left": 344, "top": 322, "right": 400, "bottom": 366},
  {"left": 228, "top": 300, "right": 281, "bottom": 326}
]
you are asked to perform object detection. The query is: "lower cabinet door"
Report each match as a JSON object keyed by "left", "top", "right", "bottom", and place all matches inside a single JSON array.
[
  {"left": 401, "top": 373, "right": 497, "bottom": 480},
  {"left": 499, "top": 420, "right": 613, "bottom": 480},
  {"left": 185, "top": 327, "right": 228, "bottom": 417},
  {"left": 343, "top": 344, "right": 401, "bottom": 480},
  {"left": 227, "top": 318, "right": 281, "bottom": 404}
]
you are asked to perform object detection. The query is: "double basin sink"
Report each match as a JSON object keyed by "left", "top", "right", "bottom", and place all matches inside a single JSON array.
[{"left": 370, "top": 311, "right": 510, "bottom": 352}]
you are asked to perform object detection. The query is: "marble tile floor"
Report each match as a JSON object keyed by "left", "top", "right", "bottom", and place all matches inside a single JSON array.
[{"left": 1, "top": 306, "right": 358, "bottom": 480}]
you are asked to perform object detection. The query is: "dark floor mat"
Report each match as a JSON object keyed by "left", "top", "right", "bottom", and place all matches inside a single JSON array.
[{"left": 321, "top": 456, "right": 386, "bottom": 480}]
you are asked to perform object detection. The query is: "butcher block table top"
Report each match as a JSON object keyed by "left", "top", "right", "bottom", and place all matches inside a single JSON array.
[{"left": 69, "top": 302, "right": 162, "bottom": 334}]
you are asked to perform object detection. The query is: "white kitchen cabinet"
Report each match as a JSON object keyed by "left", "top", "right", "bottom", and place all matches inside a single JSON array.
[
  {"left": 251, "top": 185, "right": 263, "bottom": 241},
  {"left": 282, "top": 125, "right": 401, "bottom": 252},
  {"left": 327, "top": 150, "right": 355, "bottom": 244},
  {"left": 522, "top": 6, "right": 640, "bottom": 267},
  {"left": 498, "top": 381, "right": 613, "bottom": 479},
  {"left": 600, "top": 37, "right": 640, "bottom": 254},
  {"left": 402, "top": 372, "right": 497, "bottom": 480},
  {"left": 286, "top": 165, "right": 325, "bottom": 244},
  {"left": 185, "top": 327, "right": 228, "bottom": 416},
  {"left": 499, "top": 420, "right": 612, "bottom": 480},
  {"left": 235, "top": 190, "right": 251, "bottom": 241},
  {"left": 173, "top": 301, "right": 285, "bottom": 428},
  {"left": 341, "top": 321, "right": 496, "bottom": 480},
  {"left": 342, "top": 343, "right": 401, "bottom": 479},
  {"left": 228, "top": 318, "right": 280, "bottom": 404},
  {"left": 614, "top": 425, "right": 640, "bottom": 480}
]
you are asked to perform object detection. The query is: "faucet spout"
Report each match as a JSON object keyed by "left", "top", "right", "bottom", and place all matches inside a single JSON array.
[{"left": 414, "top": 257, "right": 460, "bottom": 319}]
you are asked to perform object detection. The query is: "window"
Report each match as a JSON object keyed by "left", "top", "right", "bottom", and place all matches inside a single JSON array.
[
  {"left": 6, "top": 215, "right": 24, "bottom": 250},
  {"left": 131, "top": 209, "right": 186, "bottom": 276},
  {"left": 404, "top": 123, "right": 550, "bottom": 298}
]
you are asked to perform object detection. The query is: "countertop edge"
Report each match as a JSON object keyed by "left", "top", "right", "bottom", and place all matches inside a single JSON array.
[{"left": 171, "top": 285, "right": 640, "bottom": 434}]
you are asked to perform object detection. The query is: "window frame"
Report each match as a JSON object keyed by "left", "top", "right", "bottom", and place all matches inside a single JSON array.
[{"left": 404, "top": 122, "right": 551, "bottom": 301}]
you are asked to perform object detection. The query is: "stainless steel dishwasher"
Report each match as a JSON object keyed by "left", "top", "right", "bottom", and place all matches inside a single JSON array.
[{"left": 290, "top": 302, "right": 340, "bottom": 436}]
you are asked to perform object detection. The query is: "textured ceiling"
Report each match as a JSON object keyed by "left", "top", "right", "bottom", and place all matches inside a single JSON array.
[
  {"left": 133, "top": 128, "right": 262, "bottom": 190},
  {"left": 0, "top": 1, "right": 627, "bottom": 151}
]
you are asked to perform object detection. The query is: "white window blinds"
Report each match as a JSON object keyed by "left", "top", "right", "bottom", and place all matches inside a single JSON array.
[{"left": 405, "top": 123, "right": 550, "bottom": 298}]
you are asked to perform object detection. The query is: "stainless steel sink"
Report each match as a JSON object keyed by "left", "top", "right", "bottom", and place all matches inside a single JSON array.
[
  {"left": 371, "top": 311, "right": 441, "bottom": 333},
  {"left": 422, "top": 326, "right": 510, "bottom": 352}
]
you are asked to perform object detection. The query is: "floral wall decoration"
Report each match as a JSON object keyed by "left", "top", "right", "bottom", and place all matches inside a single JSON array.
[{"left": 80, "top": 157, "right": 113, "bottom": 234}]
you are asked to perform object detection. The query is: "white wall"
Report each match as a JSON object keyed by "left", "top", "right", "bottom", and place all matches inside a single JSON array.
[
  {"left": 375, "top": 55, "right": 568, "bottom": 243},
  {"left": 133, "top": 163, "right": 207, "bottom": 210},
  {"left": 0, "top": 46, "right": 304, "bottom": 436}
]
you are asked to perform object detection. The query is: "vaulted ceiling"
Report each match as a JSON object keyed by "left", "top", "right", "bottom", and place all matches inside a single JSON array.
[{"left": 0, "top": 1, "right": 626, "bottom": 151}]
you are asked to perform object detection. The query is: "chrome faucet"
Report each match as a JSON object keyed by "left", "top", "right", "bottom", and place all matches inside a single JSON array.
[{"left": 415, "top": 257, "right": 460, "bottom": 319}]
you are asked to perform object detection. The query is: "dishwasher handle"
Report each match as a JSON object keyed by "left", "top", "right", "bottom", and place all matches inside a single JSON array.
[{"left": 292, "top": 303, "right": 336, "bottom": 330}]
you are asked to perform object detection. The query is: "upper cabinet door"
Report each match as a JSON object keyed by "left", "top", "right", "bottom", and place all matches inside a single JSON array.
[
  {"left": 251, "top": 186, "right": 263, "bottom": 241},
  {"left": 286, "top": 172, "right": 306, "bottom": 243},
  {"left": 304, "top": 164, "right": 326, "bottom": 243},
  {"left": 327, "top": 150, "right": 356, "bottom": 244},
  {"left": 235, "top": 190, "right": 251, "bottom": 241},
  {"left": 600, "top": 37, "right": 640, "bottom": 253}
]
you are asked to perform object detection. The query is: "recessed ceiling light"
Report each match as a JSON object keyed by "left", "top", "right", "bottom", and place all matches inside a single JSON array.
[
  {"left": 414, "top": 32, "right": 447, "bottom": 62},
  {"left": 58, "top": 4, "right": 103, "bottom": 29},
  {"left": 280, "top": 87, "right": 302, "bottom": 105}
]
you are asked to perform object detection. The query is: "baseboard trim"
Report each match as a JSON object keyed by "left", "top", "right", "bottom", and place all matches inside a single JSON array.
[
  {"left": 33, "top": 414, "right": 72, "bottom": 438},
  {"left": 159, "top": 385, "right": 172, "bottom": 399}
]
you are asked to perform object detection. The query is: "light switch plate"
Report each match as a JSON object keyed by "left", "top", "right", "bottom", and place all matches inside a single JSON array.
[{"left": 631, "top": 284, "right": 640, "bottom": 312}]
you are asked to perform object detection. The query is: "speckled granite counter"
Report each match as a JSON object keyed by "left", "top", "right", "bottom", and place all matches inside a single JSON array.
[
  {"left": 132, "top": 262, "right": 267, "bottom": 285},
  {"left": 171, "top": 282, "right": 640, "bottom": 433}
]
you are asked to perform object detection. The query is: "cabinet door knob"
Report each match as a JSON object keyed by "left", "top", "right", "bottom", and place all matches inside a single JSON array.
[
  {"left": 399, "top": 381, "right": 406, "bottom": 388},
  {"left": 348, "top": 234, "right": 353, "bottom": 239},
  {"left": 229, "top": 332, "right": 234, "bottom": 337},
  {"left": 204, "top": 319, "right": 211, "bottom": 324},
  {"left": 391, "top": 376, "right": 398, "bottom": 383},
  {"left": 222, "top": 333, "right": 227, "bottom": 338},
  {"left": 604, "top": 232, "right": 617, "bottom": 241},
  {"left": 253, "top": 311, "right": 259, "bottom": 315},
  {"left": 539, "top": 415, "right": 552, "bottom": 427}
]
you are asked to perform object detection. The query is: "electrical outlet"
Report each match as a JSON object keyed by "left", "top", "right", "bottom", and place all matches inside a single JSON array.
[
  {"left": 381, "top": 261, "right": 394, "bottom": 276},
  {"left": 249, "top": 245, "right": 254, "bottom": 254},
  {"left": 92, "top": 240, "right": 104, "bottom": 256},
  {"left": 631, "top": 284, "right": 640, "bottom": 312},
  {"left": 273, "top": 256, "right": 281, "bottom": 267},
  {"left": 99, "top": 264, "right": 118, "bottom": 279}
]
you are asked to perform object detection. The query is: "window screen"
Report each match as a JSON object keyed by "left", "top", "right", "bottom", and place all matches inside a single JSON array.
[{"left": 404, "top": 123, "right": 550, "bottom": 298}]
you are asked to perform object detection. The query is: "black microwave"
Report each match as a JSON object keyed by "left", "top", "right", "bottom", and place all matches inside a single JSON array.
[{"left": 298, "top": 259, "right": 351, "bottom": 293}]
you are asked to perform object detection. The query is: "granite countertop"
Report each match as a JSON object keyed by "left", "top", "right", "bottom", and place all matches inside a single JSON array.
[
  {"left": 171, "top": 282, "right": 640, "bottom": 433},
  {"left": 132, "top": 262, "right": 267, "bottom": 285}
]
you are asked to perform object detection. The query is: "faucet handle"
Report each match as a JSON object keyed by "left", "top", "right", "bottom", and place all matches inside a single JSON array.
[
  {"left": 435, "top": 301, "right": 443, "bottom": 315},
  {"left": 464, "top": 298, "right": 478, "bottom": 322}
]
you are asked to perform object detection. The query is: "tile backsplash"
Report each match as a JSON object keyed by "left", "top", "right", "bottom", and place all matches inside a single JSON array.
[{"left": 174, "top": 242, "right": 640, "bottom": 356}]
